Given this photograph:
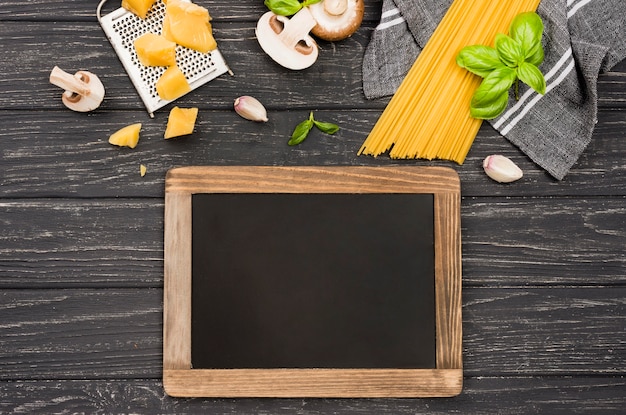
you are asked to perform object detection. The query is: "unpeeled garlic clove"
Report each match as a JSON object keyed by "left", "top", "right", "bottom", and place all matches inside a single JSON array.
[
  {"left": 483, "top": 155, "right": 523, "bottom": 183},
  {"left": 234, "top": 95, "right": 268, "bottom": 122}
]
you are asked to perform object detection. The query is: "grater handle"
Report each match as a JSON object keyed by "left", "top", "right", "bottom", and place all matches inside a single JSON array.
[{"left": 96, "top": 0, "right": 109, "bottom": 25}]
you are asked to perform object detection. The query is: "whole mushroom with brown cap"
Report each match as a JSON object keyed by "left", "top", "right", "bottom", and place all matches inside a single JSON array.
[
  {"left": 49, "top": 66, "right": 105, "bottom": 112},
  {"left": 256, "top": 7, "right": 319, "bottom": 70},
  {"left": 309, "top": 0, "right": 364, "bottom": 41}
]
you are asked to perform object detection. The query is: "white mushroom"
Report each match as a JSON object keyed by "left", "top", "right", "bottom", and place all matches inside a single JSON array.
[
  {"left": 49, "top": 66, "right": 105, "bottom": 112},
  {"left": 309, "top": 0, "right": 364, "bottom": 42},
  {"left": 255, "top": 7, "right": 319, "bottom": 70}
]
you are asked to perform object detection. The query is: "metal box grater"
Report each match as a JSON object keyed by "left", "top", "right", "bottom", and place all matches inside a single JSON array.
[{"left": 97, "top": 0, "right": 232, "bottom": 117}]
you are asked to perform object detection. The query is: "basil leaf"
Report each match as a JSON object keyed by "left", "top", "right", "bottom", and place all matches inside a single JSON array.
[
  {"left": 313, "top": 120, "right": 339, "bottom": 134},
  {"left": 288, "top": 112, "right": 340, "bottom": 146},
  {"left": 288, "top": 118, "right": 314, "bottom": 146},
  {"left": 471, "top": 66, "right": 517, "bottom": 105},
  {"left": 525, "top": 42, "right": 544, "bottom": 66},
  {"left": 264, "top": 0, "right": 303, "bottom": 16},
  {"left": 470, "top": 67, "right": 516, "bottom": 119},
  {"left": 458, "top": 11, "right": 546, "bottom": 119},
  {"left": 302, "top": 0, "right": 323, "bottom": 6},
  {"left": 470, "top": 90, "right": 510, "bottom": 120},
  {"left": 517, "top": 61, "right": 546, "bottom": 94},
  {"left": 495, "top": 33, "right": 525, "bottom": 68},
  {"left": 509, "top": 12, "right": 543, "bottom": 61},
  {"left": 456, "top": 45, "right": 502, "bottom": 78}
]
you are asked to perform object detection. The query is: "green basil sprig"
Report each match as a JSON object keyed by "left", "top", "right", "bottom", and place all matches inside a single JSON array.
[
  {"left": 288, "top": 111, "right": 339, "bottom": 146},
  {"left": 456, "top": 12, "right": 546, "bottom": 120},
  {"left": 264, "top": 0, "right": 322, "bottom": 16}
]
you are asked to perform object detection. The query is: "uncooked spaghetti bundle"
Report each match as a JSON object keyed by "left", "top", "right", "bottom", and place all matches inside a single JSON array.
[{"left": 358, "top": 0, "right": 542, "bottom": 164}]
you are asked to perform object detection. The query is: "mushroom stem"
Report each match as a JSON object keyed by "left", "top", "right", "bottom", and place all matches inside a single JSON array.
[
  {"left": 277, "top": 7, "right": 317, "bottom": 50},
  {"left": 49, "top": 66, "right": 91, "bottom": 97},
  {"left": 324, "top": 0, "right": 348, "bottom": 15}
]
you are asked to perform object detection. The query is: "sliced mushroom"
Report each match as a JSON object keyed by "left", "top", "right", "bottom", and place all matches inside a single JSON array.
[
  {"left": 309, "top": 0, "right": 364, "bottom": 41},
  {"left": 255, "top": 7, "right": 319, "bottom": 70},
  {"left": 49, "top": 66, "right": 105, "bottom": 112}
]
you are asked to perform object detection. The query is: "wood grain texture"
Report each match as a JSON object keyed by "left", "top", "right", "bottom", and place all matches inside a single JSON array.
[
  {"left": 164, "top": 368, "right": 463, "bottom": 398},
  {"left": 0, "top": 0, "right": 385, "bottom": 22},
  {"left": 0, "top": 288, "right": 623, "bottom": 379},
  {"left": 163, "top": 192, "right": 191, "bottom": 371},
  {"left": 0, "top": 199, "right": 163, "bottom": 288},
  {"left": 1, "top": 0, "right": 624, "bottom": 411},
  {"left": 165, "top": 165, "right": 460, "bottom": 194},
  {"left": 434, "top": 192, "right": 463, "bottom": 370},
  {"left": 1, "top": 198, "right": 623, "bottom": 288},
  {"left": 0, "top": 110, "right": 624, "bottom": 198},
  {"left": 1, "top": 377, "right": 624, "bottom": 414}
]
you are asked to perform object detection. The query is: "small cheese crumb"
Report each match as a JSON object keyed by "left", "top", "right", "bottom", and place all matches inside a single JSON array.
[{"left": 140, "top": 164, "right": 147, "bottom": 177}]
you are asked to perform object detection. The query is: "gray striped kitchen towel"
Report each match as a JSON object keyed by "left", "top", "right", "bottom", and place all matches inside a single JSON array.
[{"left": 362, "top": 0, "right": 626, "bottom": 180}]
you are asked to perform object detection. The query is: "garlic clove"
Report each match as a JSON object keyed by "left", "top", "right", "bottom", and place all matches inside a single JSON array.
[
  {"left": 483, "top": 155, "right": 523, "bottom": 183},
  {"left": 234, "top": 95, "right": 268, "bottom": 122}
]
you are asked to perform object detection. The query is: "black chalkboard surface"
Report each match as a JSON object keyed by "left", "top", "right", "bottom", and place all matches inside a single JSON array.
[
  {"left": 191, "top": 193, "right": 436, "bottom": 370},
  {"left": 163, "top": 166, "right": 462, "bottom": 398}
]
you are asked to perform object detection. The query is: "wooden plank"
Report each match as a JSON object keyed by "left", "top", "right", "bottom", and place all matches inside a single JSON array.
[
  {"left": 1, "top": 377, "right": 624, "bottom": 414},
  {"left": 463, "top": 287, "right": 626, "bottom": 375},
  {"left": 598, "top": 59, "right": 626, "bottom": 105},
  {"left": 0, "top": 110, "right": 625, "bottom": 198},
  {"left": 162, "top": 192, "right": 191, "bottom": 370},
  {"left": 434, "top": 192, "right": 463, "bottom": 369},
  {"left": 0, "top": 287, "right": 623, "bottom": 379},
  {"left": 164, "top": 369, "right": 462, "bottom": 398},
  {"left": 1, "top": 197, "right": 624, "bottom": 288},
  {"left": 164, "top": 165, "right": 461, "bottom": 194},
  {"left": 0, "top": 0, "right": 268, "bottom": 22},
  {"left": 461, "top": 197, "right": 626, "bottom": 284},
  {"left": 0, "top": 199, "right": 163, "bottom": 288},
  {"left": 0, "top": 0, "right": 385, "bottom": 22},
  {"left": 0, "top": 289, "right": 162, "bottom": 379}
]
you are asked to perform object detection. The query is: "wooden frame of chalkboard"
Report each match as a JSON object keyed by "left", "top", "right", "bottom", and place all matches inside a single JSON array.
[{"left": 163, "top": 166, "right": 462, "bottom": 398}]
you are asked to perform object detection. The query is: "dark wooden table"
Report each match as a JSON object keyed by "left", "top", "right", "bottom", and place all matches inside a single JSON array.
[{"left": 1, "top": 1, "right": 624, "bottom": 413}]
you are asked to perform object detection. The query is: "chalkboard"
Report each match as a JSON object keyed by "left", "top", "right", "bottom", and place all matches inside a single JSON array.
[
  {"left": 191, "top": 193, "right": 436, "bottom": 370},
  {"left": 163, "top": 166, "right": 462, "bottom": 398}
]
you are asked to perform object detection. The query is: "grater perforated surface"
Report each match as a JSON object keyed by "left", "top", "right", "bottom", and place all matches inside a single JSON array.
[{"left": 97, "top": 0, "right": 231, "bottom": 116}]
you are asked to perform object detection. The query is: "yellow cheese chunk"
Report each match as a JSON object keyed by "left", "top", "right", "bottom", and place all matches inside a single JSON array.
[
  {"left": 108, "top": 123, "right": 142, "bottom": 149},
  {"left": 161, "top": 13, "right": 175, "bottom": 43},
  {"left": 164, "top": 106, "right": 199, "bottom": 139},
  {"left": 134, "top": 33, "right": 177, "bottom": 67},
  {"left": 165, "top": 0, "right": 217, "bottom": 53},
  {"left": 122, "top": 0, "right": 157, "bottom": 19},
  {"left": 155, "top": 65, "right": 191, "bottom": 101}
]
